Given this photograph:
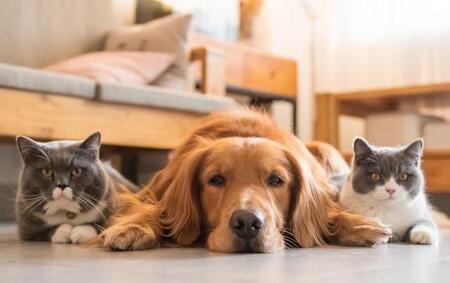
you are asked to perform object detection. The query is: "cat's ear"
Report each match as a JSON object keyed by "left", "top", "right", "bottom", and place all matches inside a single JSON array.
[
  {"left": 79, "top": 132, "right": 101, "bottom": 156},
  {"left": 353, "top": 137, "right": 372, "bottom": 157},
  {"left": 16, "top": 136, "right": 49, "bottom": 163},
  {"left": 403, "top": 139, "right": 424, "bottom": 160}
]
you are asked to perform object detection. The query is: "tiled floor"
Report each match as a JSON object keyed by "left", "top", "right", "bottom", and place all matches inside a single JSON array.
[{"left": 1, "top": 224, "right": 450, "bottom": 283}]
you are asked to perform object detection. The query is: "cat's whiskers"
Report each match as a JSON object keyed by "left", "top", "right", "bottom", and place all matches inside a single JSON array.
[
  {"left": 22, "top": 192, "right": 45, "bottom": 200},
  {"left": 77, "top": 195, "right": 94, "bottom": 211},
  {"left": 81, "top": 192, "right": 102, "bottom": 204},
  {"left": 23, "top": 197, "right": 47, "bottom": 211},
  {"left": 22, "top": 194, "right": 49, "bottom": 214},
  {"left": 78, "top": 193, "right": 106, "bottom": 221},
  {"left": 77, "top": 197, "right": 90, "bottom": 212},
  {"left": 94, "top": 223, "right": 105, "bottom": 232},
  {"left": 81, "top": 193, "right": 106, "bottom": 217}
]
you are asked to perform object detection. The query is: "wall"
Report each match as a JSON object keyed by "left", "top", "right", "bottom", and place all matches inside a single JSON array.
[
  {"left": 313, "top": 0, "right": 450, "bottom": 148},
  {"left": 0, "top": 0, "right": 135, "bottom": 68},
  {"left": 164, "top": 0, "right": 240, "bottom": 41},
  {"left": 252, "top": 0, "right": 315, "bottom": 141}
]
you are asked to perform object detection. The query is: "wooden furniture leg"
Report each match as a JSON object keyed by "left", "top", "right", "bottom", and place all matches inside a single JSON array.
[
  {"left": 190, "top": 47, "right": 226, "bottom": 95},
  {"left": 315, "top": 94, "right": 340, "bottom": 148}
]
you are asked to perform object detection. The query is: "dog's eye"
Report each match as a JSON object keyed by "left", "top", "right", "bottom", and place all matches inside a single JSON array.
[
  {"left": 267, "top": 174, "right": 284, "bottom": 187},
  {"left": 209, "top": 175, "right": 225, "bottom": 186}
]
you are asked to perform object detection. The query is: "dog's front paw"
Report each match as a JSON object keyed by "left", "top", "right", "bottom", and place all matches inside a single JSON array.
[
  {"left": 51, "top": 224, "right": 73, "bottom": 244},
  {"left": 70, "top": 225, "right": 98, "bottom": 244},
  {"left": 410, "top": 225, "right": 436, "bottom": 245},
  {"left": 102, "top": 224, "right": 159, "bottom": 251},
  {"left": 353, "top": 219, "right": 392, "bottom": 246},
  {"left": 336, "top": 214, "right": 392, "bottom": 247}
]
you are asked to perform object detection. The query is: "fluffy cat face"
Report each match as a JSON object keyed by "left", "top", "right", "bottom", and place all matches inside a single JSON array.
[
  {"left": 16, "top": 132, "right": 106, "bottom": 216},
  {"left": 351, "top": 138, "right": 424, "bottom": 205}
]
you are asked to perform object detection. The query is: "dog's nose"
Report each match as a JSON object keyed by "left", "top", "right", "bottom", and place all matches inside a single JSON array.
[{"left": 229, "top": 209, "right": 265, "bottom": 239}]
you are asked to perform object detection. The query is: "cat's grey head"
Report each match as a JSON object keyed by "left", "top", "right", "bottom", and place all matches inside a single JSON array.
[
  {"left": 351, "top": 137, "right": 424, "bottom": 204},
  {"left": 16, "top": 132, "right": 106, "bottom": 216}
]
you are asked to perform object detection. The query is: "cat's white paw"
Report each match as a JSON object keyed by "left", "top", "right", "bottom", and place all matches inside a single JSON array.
[
  {"left": 51, "top": 224, "right": 73, "bottom": 244},
  {"left": 410, "top": 225, "right": 436, "bottom": 245},
  {"left": 70, "top": 225, "right": 98, "bottom": 244}
]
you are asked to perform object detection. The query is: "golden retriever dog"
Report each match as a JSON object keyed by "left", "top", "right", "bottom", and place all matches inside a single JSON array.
[
  {"left": 306, "top": 141, "right": 351, "bottom": 191},
  {"left": 101, "top": 110, "right": 391, "bottom": 253},
  {"left": 306, "top": 141, "right": 350, "bottom": 177}
]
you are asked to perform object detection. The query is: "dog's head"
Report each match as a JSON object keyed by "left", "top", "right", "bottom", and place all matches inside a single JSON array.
[{"left": 158, "top": 136, "right": 334, "bottom": 253}]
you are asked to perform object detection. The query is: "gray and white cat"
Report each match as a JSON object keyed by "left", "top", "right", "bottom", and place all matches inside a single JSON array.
[
  {"left": 15, "top": 132, "right": 136, "bottom": 244},
  {"left": 340, "top": 138, "right": 437, "bottom": 244}
]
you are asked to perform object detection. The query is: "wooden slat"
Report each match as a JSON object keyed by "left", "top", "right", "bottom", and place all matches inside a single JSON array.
[
  {"left": 0, "top": 88, "right": 203, "bottom": 149},
  {"left": 319, "top": 83, "right": 450, "bottom": 101},
  {"left": 340, "top": 99, "right": 399, "bottom": 117},
  {"left": 315, "top": 94, "right": 339, "bottom": 147},
  {"left": 190, "top": 33, "right": 297, "bottom": 98},
  {"left": 190, "top": 46, "right": 226, "bottom": 96}
]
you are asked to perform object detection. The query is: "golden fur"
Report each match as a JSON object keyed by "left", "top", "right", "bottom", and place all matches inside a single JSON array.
[
  {"left": 306, "top": 141, "right": 350, "bottom": 177},
  {"left": 101, "top": 109, "right": 391, "bottom": 252}
]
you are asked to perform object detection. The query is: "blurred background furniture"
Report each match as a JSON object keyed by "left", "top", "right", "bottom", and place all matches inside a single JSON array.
[
  {"left": 0, "top": 0, "right": 236, "bottom": 151},
  {"left": 191, "top": 33, "right": 298, "bottom": 132},
  {"left": 315, "top": 83, "right": 450, "bottom": 193},
  {"left": 0, "top": 0, "right": 299, "bottom": 221}
]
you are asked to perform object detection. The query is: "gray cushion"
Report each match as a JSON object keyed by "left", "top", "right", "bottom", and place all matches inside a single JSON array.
[
  {"left": 99, "top": 83, "right": 238, "bottom": 114},
  {"left": 0, "top": 63, "right": 96, "bottom": 98}
]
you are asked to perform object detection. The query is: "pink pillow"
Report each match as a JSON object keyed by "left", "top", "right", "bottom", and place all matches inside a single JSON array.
[{"left": 44, "top": 51, "right": 175, "bottom": 84}]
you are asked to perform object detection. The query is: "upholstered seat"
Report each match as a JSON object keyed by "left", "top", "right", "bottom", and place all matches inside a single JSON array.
[
  {"left": 0, "top": 63, "right": 96, "bottom": 98},
  {"left": 0, "top": 62, "right": 237, "bottom": 114},
  {"left": 98, "top": 83, "right": 237, "bottom": 114}
]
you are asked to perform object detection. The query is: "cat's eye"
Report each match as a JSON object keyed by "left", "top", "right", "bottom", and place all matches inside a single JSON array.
[
  {"left": 399, "top": 173, "right": 409, "bottom": 182},
  {"left": 208, "top": 175, "right": 225, "bottom": 186},
  {"left": 40, "top": 168, "right": 53, "bottom": 177},
  {"left": 370, "top": 172, "right": 381, "bottom": 182},
  {"left": 71, "top": 168, "right": 83, "bottom": 177},
  {"left": 267, "top": 174, "right": 284, "bottom": 187}
]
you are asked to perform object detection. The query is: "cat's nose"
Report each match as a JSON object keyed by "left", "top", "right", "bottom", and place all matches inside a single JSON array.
[
  {"left": 57, "top": 184, "right": 68, "bottom": 189},
  {"left": 385, "top": 188, "right": 396, "bottom": 195}
]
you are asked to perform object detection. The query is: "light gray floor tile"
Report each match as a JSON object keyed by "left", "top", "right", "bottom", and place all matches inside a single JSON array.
[{"left": 1, "top": 224, "right": 449, "bottom": 283}]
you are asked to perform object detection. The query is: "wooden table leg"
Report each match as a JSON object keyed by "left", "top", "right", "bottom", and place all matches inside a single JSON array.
[{"left": 315, "top": 94, "right": 340, "bottom": 148}]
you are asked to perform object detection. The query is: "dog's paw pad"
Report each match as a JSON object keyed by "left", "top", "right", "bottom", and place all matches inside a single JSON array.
[
  {"left": 102, "top": 225, "right": 158, "bottom": 251},
  {"left": 103, "top": 229, "right": 134, "bottom": 250}
]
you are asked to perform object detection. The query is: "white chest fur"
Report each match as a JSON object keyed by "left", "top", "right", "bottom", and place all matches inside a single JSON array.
[
  {"left": 340, "top": 175, "right": 431, "bottom": 240},
  {"left": 36, "top": 201, "right": 106, "bottom": 226}
]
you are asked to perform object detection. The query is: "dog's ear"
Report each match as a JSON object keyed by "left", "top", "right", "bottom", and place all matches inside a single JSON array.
[
  {"left": 284, "top": 147, "right": 340, "bottom": 248},
  {"left": 157, "top": 144, "right": 209, "bottom": 245}
]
